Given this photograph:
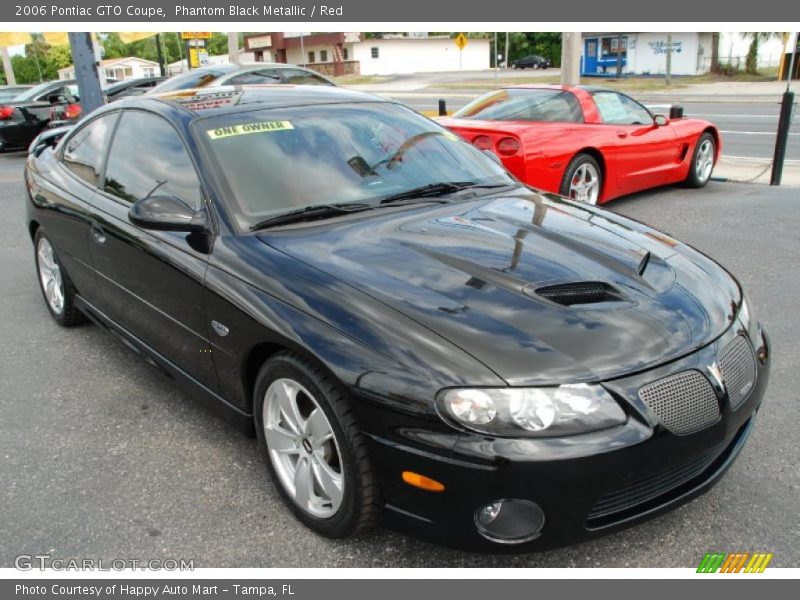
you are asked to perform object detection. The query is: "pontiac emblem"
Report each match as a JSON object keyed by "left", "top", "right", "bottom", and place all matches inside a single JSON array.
[{"left": 707, "top": 362, "right": 725, "bottom": 393}]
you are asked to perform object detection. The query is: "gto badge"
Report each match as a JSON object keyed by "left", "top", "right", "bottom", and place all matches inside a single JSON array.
[
  {"left": 707, "top": 362, "right": 725, "bottom": 393},
  {"left": 211, "top": 320, "right": 229, "bottom": 337}
]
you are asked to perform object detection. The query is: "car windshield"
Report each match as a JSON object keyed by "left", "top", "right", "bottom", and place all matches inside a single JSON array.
[
  {"left": 453, "top": 89, "right": 584, "bottom": 123},
  {"left": 198, "top": 102, "right": 515, "bottom": 230},
  {"left": 150, "top": 67, "right": 236, "bottom": 93}
]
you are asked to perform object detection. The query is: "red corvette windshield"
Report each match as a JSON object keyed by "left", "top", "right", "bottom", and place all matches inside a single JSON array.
[{"left": 453, "top": 89, "right": 584, "bottom": 123}]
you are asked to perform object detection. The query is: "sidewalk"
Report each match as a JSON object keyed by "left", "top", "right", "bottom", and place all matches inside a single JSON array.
[{"left": 713, "top": 156, "right": 800, "bottom": 186}]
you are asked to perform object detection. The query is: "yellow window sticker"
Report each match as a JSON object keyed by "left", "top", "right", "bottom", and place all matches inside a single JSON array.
[{"left": 207, "top": 120, "right": 294, "bottom": 140}]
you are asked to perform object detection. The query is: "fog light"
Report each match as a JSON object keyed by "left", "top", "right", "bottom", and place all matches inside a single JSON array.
[{"left": 474, "top": 499, "right": 545, "bottom": 544}]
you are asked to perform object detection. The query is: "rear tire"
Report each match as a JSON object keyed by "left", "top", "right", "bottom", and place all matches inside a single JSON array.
[
  {"left": 559, "top": 153, "right": 603, "bottom": 205},
  {"left": 33, "top": 229, "right": 87, "bottom": 327},
  {"left": 685, "top": 132, "right": 716, "bottom": 188},
  {"left": 254, "top": 351, "right": 380, "bottom": 538}
]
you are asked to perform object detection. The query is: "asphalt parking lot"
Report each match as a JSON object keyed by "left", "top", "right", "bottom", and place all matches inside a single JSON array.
[{"left": 0, "top": 150, "right": 797, "bottom": 567}]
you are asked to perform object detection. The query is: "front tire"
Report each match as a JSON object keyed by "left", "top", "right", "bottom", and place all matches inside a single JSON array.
[
  {"left": 559, "top": 153, "right": 603, "bottom": 205},
  {"left": 254, "top": 351, "right": 379, "bottom": 538},
  {"left": 685, "top": 132, "right": 716, "bottom": 188},
  {"left": 34, "top": 230, "right": 86, "bottom": 326}
]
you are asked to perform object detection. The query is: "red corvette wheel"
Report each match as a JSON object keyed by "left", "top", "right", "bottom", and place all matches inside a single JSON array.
[
  {"left": 686, "top": 133, "right": 716, "bottom": 188},
  {"left": 560, "top": 154, "right": 602, "bottom": 205}
]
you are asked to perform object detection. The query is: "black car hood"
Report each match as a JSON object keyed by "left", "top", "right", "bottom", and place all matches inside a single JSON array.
[{"left": 261, "top": 189, "right": 740, "bottom": 385}]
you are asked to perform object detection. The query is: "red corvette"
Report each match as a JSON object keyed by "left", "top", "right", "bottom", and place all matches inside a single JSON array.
[{"left": 437, "top": 85, "right": 721, "bottom": 205}]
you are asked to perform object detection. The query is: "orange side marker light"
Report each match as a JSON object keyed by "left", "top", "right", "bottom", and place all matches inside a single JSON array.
[{"left": 402, "top": 471, "right": 445, "bottom": 492}]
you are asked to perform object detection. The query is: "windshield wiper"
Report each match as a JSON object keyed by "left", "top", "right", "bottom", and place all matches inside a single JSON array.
[
  {"left": 249, "top": 202, "right": 372, "bottom": 230},
  {"left": 379, "top": 181, "right": 514, "bottom": 205}
]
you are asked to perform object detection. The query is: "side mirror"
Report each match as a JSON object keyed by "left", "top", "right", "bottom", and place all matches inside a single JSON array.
[
  {"left": 129, "top": 195, "right": 208, "bottom": 232},
  {"left": 654, "top": 114, "right": 670, "bottom": 127}
]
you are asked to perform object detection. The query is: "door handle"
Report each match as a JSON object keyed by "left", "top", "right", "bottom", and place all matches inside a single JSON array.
[
  {"left": 616, "top": 130, "right": 628, "bottom": 139},
  {"left": 90, "top": 224, "right": 106, "bottom": 245}
]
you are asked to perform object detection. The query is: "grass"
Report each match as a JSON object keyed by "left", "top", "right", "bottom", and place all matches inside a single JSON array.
[{"left": 332, "top": 74, "right": 390, "bottom": 85}]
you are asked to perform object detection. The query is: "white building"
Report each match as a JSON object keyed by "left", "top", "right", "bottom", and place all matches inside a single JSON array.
[
  {"left": 352, "top": 36, "right": 490, "bottom": 75},
  {"left": 581, "top": 32, "right": 788, "bottom": 77},
  {"left": 58, "top": 57, "right": 160, "bottom": 81},
  {"left": 244, "top": 33, "right": 490, "bottom": 76}
]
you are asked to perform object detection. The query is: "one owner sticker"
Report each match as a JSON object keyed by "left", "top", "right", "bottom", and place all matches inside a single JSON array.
[{"left": 207, "top": 121, "right": 294, "bottom": 140}]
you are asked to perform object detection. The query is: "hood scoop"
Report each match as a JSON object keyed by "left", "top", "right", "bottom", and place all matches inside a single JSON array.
[{"left": 532, "top": 281, "right": 626, "bottom": 307}]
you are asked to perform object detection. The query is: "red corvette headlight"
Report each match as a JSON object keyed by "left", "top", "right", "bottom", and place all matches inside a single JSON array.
[
  {"left": 472, "top": 135, "right": 493, "bottom": 151},
  {"left": 496, "top": 137, "right": 521, "bottom": 156}
]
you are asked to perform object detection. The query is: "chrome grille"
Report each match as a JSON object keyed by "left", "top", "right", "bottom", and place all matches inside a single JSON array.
[
  {"left": 719, "top": 335, "right": 757, "bottom": 411},
  {"left": 639, "top": 370, "right": 720, "bottom": 435}
]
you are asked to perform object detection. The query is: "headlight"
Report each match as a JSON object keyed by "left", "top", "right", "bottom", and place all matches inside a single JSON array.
[
  {"left": 438, "top": 384, "right": 626, "bottom": 438},
  {"left": 739, "top": 292, "right": 758, "bottom": 341}
]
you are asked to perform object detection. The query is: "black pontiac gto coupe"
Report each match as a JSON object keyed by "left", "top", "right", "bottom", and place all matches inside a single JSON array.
[{"left": 24, "top": 85, "right": 770, "bottom": 551}]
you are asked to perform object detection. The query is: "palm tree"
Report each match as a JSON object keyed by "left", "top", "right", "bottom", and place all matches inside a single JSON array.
[
  {"left": 710, "top": 33, "right": 720, "bottom": 73},
  {"left": 742, "top": 32, "right": 782, "bottom": 74}
]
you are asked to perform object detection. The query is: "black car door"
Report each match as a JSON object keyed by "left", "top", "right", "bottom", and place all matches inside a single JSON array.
[
  {"left": 33, "top": 112, "right": 120, "bottom": 303},
  {"left": 86, "top": 109, "right": 218, "bottom": 391}
]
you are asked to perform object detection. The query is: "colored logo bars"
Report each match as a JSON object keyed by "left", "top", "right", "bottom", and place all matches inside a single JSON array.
[{"left": 697, "top": 552, "right": 774, "bottom": 573}]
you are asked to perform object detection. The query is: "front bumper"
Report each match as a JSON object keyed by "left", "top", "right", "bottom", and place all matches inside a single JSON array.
[{"left": 364, "top": 324, "right": 770, "bottom": 552}]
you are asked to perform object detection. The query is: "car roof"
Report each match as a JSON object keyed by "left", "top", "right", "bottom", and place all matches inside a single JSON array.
[{"left": 130, "top": 84, "right": 387, "bottom": 118}]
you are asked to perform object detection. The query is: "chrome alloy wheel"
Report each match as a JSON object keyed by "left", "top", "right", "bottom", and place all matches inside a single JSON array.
[
  {"left": 37, "top": 237, "right": 64, "bottom": 315},
  {"left": 695, "top": 138, "right": 715, "bottom": 183},
  {"left": 569, "top": 163, "right": 600, "bottom": 204},
  {"left": 262, "top": 378, "right": 344, "bottom": 518}
]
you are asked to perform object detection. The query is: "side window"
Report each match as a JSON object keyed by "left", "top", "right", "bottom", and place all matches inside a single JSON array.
[
  {"left": 102, "top": 111, "right": 203, "bottom": 209},
  {"left": 281, "top": 69, "right": 333, "bottom": 86},
  {"left": 593, "top": 92, "right": 653, "bottom": 125},
  {"left": 229, "top": 69, "right": 282, "bottom": 85},
  {"left": 61, "top": 112, "right": 119, "bottom": 187}
]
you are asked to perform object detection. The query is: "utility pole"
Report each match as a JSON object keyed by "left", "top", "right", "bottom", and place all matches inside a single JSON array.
[
  {"left": 300, "top": 34, "right": 305, "bottom": 66},
  {"left": 771, "top": 31, "right": 797, "bottom": 185},
  {"left": 666, "top": 33, "right": 672, "bottom": 86},
  {"left": 227, "top": 32, "right": 240, "bottom": 65},
  {"left": 560, "top": 32, "right": 582, "bottom": 85},
  {"left": 155, "top": 34, "right": 165, "bottom": 76},
  {"left": 615, "top": 33, "right": 623, "bottom": 78},
  {"left": 0, "top": 47, "right": 15, "bottom": 85},
  {"left": 68, "top": 33, "right": 104, "bottom": 114},
  {"left": 505, "top": 31, "right": 510, "bottom": 68},
  {"left": 494, "top": 31, "right": 498, "bottom": 88}
]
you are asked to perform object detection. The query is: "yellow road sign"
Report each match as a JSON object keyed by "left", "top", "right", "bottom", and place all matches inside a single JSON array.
[
  {"left": 181, "top": 32, "right": 212, "bottom": 40},
  {"left": 455, "top": 33, "right": 468, "bottom": 50}
]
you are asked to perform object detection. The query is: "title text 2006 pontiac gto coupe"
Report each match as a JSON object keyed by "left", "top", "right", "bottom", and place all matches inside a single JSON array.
[{"left": 25, "top": 85, "right": 768, "bottom": 551}]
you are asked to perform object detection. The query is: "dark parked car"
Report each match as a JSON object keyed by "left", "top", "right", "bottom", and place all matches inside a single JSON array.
[
  {"left": 0, "top": 79, "right": 116, "bottom": 150},
  {"left": 25, "top": 85, "right": 770, "bottom": 551},
  {"left": 149, "top": 63, "right": 335, "bottom": 94},
  {"left": 511, "top": 54, "right": 552, "bottom": 69},
  {"left": 0, "top": 80, "right": 77, "bottom": 151}
]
